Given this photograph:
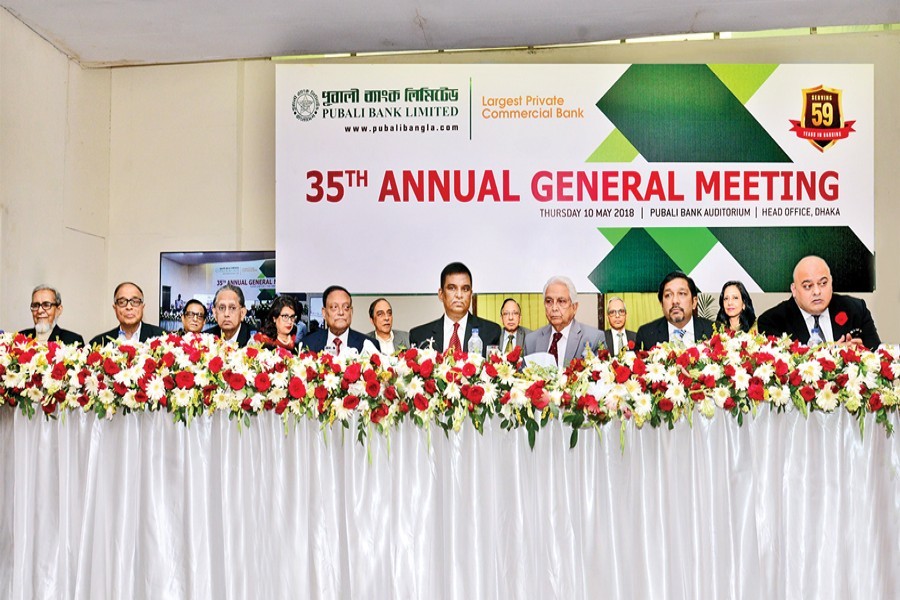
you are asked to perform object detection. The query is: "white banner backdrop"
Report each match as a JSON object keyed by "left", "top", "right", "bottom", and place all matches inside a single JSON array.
[
  {"left": 275, "top": 64, "right": 873, "bottom": 294},
  {"left": 2, "top": 409, "right": 899, "bottom": 599}
]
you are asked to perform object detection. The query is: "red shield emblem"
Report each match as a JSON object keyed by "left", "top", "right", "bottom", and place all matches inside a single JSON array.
[{"left": 789, "top": 85, "right": 855, "bottom": 152}]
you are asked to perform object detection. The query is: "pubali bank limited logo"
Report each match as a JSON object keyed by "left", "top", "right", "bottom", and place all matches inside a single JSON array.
[
  {"left": 789, "top": 85, "right": 856, "bottom": 152},
  {"left": 292, "top": 89, "right": 319, "bottom": 122}
]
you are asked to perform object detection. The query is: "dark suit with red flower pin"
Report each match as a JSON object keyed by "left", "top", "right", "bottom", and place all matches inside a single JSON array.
[{"left": 757, "top": 293, "right": 880, "bottom": 349}]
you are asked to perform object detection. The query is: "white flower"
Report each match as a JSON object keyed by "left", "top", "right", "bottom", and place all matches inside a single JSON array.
[
  {"left": 701, "top": 363, "right": 723, "bottom": 380},
  {"left": 271, "top": 370, "right": 288, "bottom": 389},
  {"left": 665, "top": 384, "right": 687, "bottom": 406},
  {"left": 404, "top": 376, "right": 424, "bottom": 399},
  {"left": 333, "top": 402, "right": 352, "bottom": 421},
  {"left": 753, "top": 364, "right": 774, "bottom": 383},
  {"left": 645, "top": 362, "right": 667, "bottom": 383},
  {"left": 507, "top": 385, "right": 527, "bottom": 408},
  {"left": 797, "top": 360, "right": 823, "bottom": 384},
  {"left": 146, "top": 376, "right": 166, "bottom": 402},
  {"left": 173, "top": 387, "right": 193, "bottom": 408},
  {"left": 323, "top": 372, "right": 341, "bottom": 391},
  {"left": 731, "top": 367, "right": 751, "bottom": 391},
  {"left": 347, "top": 381, "right": 366, "bottom": 398},
  {"left": 712, "top": 386, "right": 731, "bottom": 409},
  {"left": 816, "top": 386, "right": 839, "bottom": 412},
  {"left": 699, "top": 397, "right": 716, "bottom": 418},
  {"left": 443, "top": 381, "right": 461, "bottom": 400},
  {"left": 633, "top": 392, "right": 652, "bottom": 417},
  {"left": 768, "top": 385, "right": 790, "bottom": 407}
]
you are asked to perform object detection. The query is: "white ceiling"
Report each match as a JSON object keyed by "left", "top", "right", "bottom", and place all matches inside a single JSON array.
[{"left": 2, "top": 0, "right": 899, "bottom": 67}]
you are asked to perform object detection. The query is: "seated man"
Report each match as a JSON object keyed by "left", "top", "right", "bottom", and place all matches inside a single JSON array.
[
  {"left": 524, "top": 276, "right": 604, "bottom": 367},
  {"left": 205, "top": 284, "right": 253, "bottom": 346},
  {"left": 366, "top": 297, "right": 409, "bottom": 354},
  {"left": 19, "top": 285, "right": 84, "bottom": 345},
  {"left": 603, "top": 296, "right": 636, "bottom": 355},
  {"left": 409, "top": 262, "right": 501, "bottom": 355},
  {"left": 90, "top": 282, "right": 165, "bottom": 345},
  {"left": 499, "top": 298, "right": 530, "bottom": 353},
  {"left": 178, "top": 299, "right": 208, "bottom": 335},
  {"left": 302, "top": 285, "right": 378, "bottom": 355},
  {"left": 757, "top": 255, "right": 880, "bottom": 348},
  {"left": 635, "top": 271, "right": 713, "bottom": 350}
]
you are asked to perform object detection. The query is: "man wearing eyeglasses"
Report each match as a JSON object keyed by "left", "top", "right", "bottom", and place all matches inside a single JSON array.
[
  {"left": 90, "top": 282, "right": 165, "bottom": 346},
  {"left": 205, "top": 284, "right": 253, "bottom": 347},
  {"left": 523, "top": 276, "right": 604, "bottom": 368},
  {"left": 603, "top": 296, "right": 636, "bottom": 356},
  {"left": 499, "top": 298, "right": 530, "bottom": 353},
  {"left": 178, "top": 299, "right": 208, "bottom": 335},
  {"left": 19, "top": 285, "right": 84, "bottom": 345},
  {"left": 301, "top": 285, "right": 378, "bottom": 355}
]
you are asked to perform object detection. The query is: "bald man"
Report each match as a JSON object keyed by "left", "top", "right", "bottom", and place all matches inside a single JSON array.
[{"left": 757, "top": 255, "right": 880, "bottom": 348}]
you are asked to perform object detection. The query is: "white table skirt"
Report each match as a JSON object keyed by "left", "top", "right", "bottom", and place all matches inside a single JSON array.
[{"left": 1, "top": 408, "right": 898, "bottom": 599}]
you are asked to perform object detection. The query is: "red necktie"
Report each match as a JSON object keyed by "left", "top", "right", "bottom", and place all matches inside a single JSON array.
[
  {"left": 334, "top": 337, "right": 342, "bottom": 355},
  {"left": 549, "top": 331, "right": 562, "bottom": 365},
  {"left": 448, "top": 322, "right": 461, "bottom": 353}
]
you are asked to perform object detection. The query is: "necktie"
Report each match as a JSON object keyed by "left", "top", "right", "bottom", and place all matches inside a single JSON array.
[
  {"left": 505, "top": 333, "right": 514, "bottom": 353},
  {"left": 674, "top": 329, "right": 686, "bottom": 339},
  {"left": 549, "top": 331, "right": 563, "bottom": 365},
  {"left": 334, "top": 337, "right": 342, "bottom": 355},
  {"left": 448, "top": 322, "right": 461, "bottom": 353},
  {"left": 617, "top": 332, "right": 626, "bottom": 354},
  {"left": 809, "top": 315, "right": 823, "bottom": 344}
]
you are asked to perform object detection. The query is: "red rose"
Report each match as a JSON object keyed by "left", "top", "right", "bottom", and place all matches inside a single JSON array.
[
  {"left": 419, "top": 359, "right": 434, "bottom": 379},
  {"left": 41, "top": 400, "right": 56, "bottom": 416},
  {"left": 50, "top": 362, "right": 68, "bottom": 381},
  {"left": 208, "top": 356, "right": 224, "bottom": 374},
  {"left": 241, "top": 398, "right": 253, "bottom": 411},
  {"left": 789, "top": 370, "right": 803, "bottom": 387},
  {"left": 365, "top": 380, "right": 380, "bottom": 398},
  {"left": 399, "top": 401, "right": 409, "bottom": 413},
  {"left": 881, "top": 362, "right": 894, "bottom": 380},
  {"left": 159, "top": 352, "right": 174, "bottom": 368},
  {"left": 723, "top": 364, "right": 736, "bottom": 378},
  {"left": 632, "top": 358, "right": 647, "bottom": 375},
  {"left": 175, "top": 370, "right": 195, "bottom": 389},
  {"left": 462, "top": 363, "right": 476, "bottom": 378},
  {"left": 87, "top": 351, "right": 102, "bottom": 366},
  {"left": 525, "top": 381, "right": 545, "bottom": 402},
  {"left": 658, "top": 398, "right": 674, "bottom": 412},
  {"left": 370, "top": 404, "right": 390, "bottom": 424},
  {"left": 228, "top": 372, "right": 247, "bottom": 391},
  {"left": 484, "top": 363, "right": 498, "bottom": 378},
  {"left": 288, "top": 377, "right": 306, "bottom": 399},
  {"left": 384, "top": 385, "right": 398, "bottom": 401},
  {"left": 506, "top": 345, "right": 522, "bottom": 363},
  {"left": 163, "top": 376, "right": 175, "bottom": 390},
  {"left": 424, "top": 378, "right": 437, "bottom": 394},
  {"left": 370, "top": 353, "right": 381, "bottom": 367},
  {"left": 775, "top": 360, "right": 789, "bottom": 377},
  {"left": 103, "top": 358, "right": 121, "bottom": 376},
  {"left": 747, "top": 378, "right": 765, "bottom": 401},
  {"left": 799, "top": 386, "right": 816, "bottom": 403},
  {"left": 314, "top": 386, "right": 328, "bottom": 400},
  {"left": 614, "top": 364, "right": 631, "bottom": 384},
  {"left": 246, "top": 347, "right": 259, "bottom": 359},
  {"left": 467, "top": 385, "right": 485, "bottom": 404},
  {"left": 869, "top": 392, "right": 883, "bottom": 411},
  {"left": 135, "top": 390, "right": 148, "bottom": 404},
  {"left": 363, "top": 368, "right": 377, "bottom": 383},
  {"left": 254, "top": 372, "right": 271, "bottom": 392},
  {"left": 275, "top": 398, "right": 289, "bottom": 415},
  {"left": 835, "top": 311, "right": 848, "bottom": 326},
  {"left": 343, "top": 395, "right": 360, "bottom": 410},
  {"left": 113, "top": 382, "right": 127, "bottom": 396},
  {"left": 188, "top": 350, "right": 202, "bottom": 364},
  {"left": 818, "top": 358, "right": 837, "bottom": 372},
  {"left": 576, "top": 394, "right": 599, "bottom": 412},
  {"left": 344, "top": 362, "right": 362, "bottom": 383},
  {"left": 723, "top": 397, "right": 736, "bottom": 410},
  {"left": 413, "top": 393, "right": 429, "bottom": 412},
  {"left": 142, "top": 358, "right": 158, "bottom": 373}
]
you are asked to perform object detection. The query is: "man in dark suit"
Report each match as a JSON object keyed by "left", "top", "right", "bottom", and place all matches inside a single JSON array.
[
  {"left": 302, "top": 285, "right": 378, "bottom": 354},
  {"left": 635, "top": 271, "right": 714, "bottom": 350},
  {"left": 499, "top": 298, "right": 530, "bottom": 353},
  {"left": 757, "top": 255, "right": 880, "bottom": 348},
  {"left": 523, "top": 276, "right": 605, "bottom": 366},
  {"left": 90, "top": 281, "right": 165, "bottom": 346},
  {"left": 366, "top": 297, "right": 409, "bottom": 354},
  {"left": 19, "top": 285, "right": 84, "bottom": 345},
  {"left": 603, "top": 296, "right": 636, "bottom": 355},
  {"left": 205, "top": 284, "right": 253, "bottom": 346},
  {"left": 409, "top": 262, "right": 501, "bottom": 355}
]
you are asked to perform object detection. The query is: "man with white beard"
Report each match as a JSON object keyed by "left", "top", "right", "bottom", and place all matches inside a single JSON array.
[{"left": 19, "top": 285, "right": 84, "bottom": 345}]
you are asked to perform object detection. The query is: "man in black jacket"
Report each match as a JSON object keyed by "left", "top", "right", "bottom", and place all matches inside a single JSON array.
[
  {"left": 90, "top": 282, "right": 165, "bottom": 346},
  {"left": 757, "top": 255, "right": 880, "bottom": 348},
  {"left": 19, "top": 285, "right": 84, "bottom": 345},
  {"left": 205, "top": 284, "right": 253, "bottom": 347},
  {"left": 635, "top": 271, "right": 714, "bottom": 350}
]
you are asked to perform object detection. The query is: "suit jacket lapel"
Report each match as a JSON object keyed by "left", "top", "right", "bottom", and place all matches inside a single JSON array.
[
  {"left": 565, "top": 322, "right": 583, "bottom": 363},
  {"left": 787, "top": 301, "right": 811, "bottom": 343}
]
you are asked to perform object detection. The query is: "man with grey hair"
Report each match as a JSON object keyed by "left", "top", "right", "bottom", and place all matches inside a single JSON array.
[
  {"left": 524, "top": 276, "right": 605, "bottom": 367},
  {"left": 90, "top": 281, "right": 165, "bottom": 345},
  {"left": 19, "top": 285, "right": 84, "bottom": 345},
  {"left": 603, "top": 296, "right": 636, "bottom": 355},
  {"left": 205, "top": 283, "right": 252, "bottom": 346}
]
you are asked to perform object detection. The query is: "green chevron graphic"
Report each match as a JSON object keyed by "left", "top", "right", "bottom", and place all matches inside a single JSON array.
[
  {"left": 586, "top": 128, "right": 639, "bottom": 163},
  {"left": 595, "top": 64, "right": 791, "bottom": 163},
  {"left": 708, "top": 64, "right": 778, "bottom": 105},
  {"left": 588, "top": 226, "right": 874, "bottom": 292}
]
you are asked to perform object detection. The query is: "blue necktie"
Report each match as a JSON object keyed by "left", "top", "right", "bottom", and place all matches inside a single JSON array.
[
  {"left": 809, "top": 315, "right": 824, "bottom": 344},
  {"left": 674, "top": 329, "right": 686, "bottom": 339}
]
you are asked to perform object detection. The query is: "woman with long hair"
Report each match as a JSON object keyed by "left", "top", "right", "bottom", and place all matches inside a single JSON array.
[
  {"left": 254, "top": 295, "right": 301, "bottom": 354},
  {"left": 715, "top": 280, "right": 756, "bottom": 332}
]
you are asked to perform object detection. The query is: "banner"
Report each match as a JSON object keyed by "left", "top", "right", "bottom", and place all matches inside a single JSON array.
[{"left": 276, "top": 64, "right": 874, "bottom": 293}]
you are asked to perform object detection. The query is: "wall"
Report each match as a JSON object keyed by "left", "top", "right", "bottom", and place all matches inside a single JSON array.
[
  {"left": 0, "top": 10, "right": 110, "bottom": 338},
  {"left": 2, "top": 15, "right": 898, "bottom": 342}
]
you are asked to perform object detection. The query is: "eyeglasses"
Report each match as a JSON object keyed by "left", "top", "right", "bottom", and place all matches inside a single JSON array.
[
  {"left": 278, "top": 313, "right": 298, "bottom": 322},
  {"left": 607, "top": 309, "right": 626, "bottom": 316},
  {"left": 501, "top": 311, "right": 520, "bottom": 317},
  {"left": 30, "top": 301, "right": 59, "bottom": 312},
  {"left": 215, "top": 304, "right": 242, "bottom": 314},
  {"left": 115, "top": 297, "right": 144, "bottom": 308},
  {"left": 183, "top": 311, "right": 206, "bottom": 320}
]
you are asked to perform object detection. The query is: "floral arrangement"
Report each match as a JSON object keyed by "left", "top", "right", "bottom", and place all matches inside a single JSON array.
[{"left": 1, "top": 329, "right": 898, "bottom": 447}]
